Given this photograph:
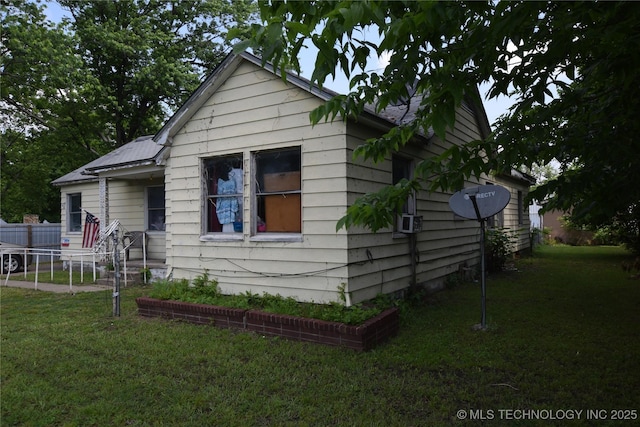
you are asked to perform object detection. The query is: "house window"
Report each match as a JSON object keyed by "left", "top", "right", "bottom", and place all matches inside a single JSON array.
[
  {"left": 147, "top": 186, "right": 165, "bottom": 231},
  {"left": 486, "top": 182, "right": 504, "bottom": 228},
  {"left": 204, "top": 154, "right": 244, "bottom": 233},
  {"left": 392, "top": 155, "right": 415, "bottom": 232},
  {"left": 68, "top": 193, "right": 82, "bottom": 232},
  {"left": 254, "top": 147, "right": 301, "bottom": 233},
  {"left": 517, "top": 190, "right": 524, "bottom": 225}
]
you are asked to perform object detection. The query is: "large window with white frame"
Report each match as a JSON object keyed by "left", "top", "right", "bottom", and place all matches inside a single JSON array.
[
  {"left": 203, "top": 154, "right": 244, "bottom": 233},
  {"left": 254, "top": 147, "right": 301, "bottom": 234},
  {"left": 392, "top": 155, "right": 416, "bottom": 232},
  {"left": 68, "top": 193, "right": 82, "bottom": 232}
]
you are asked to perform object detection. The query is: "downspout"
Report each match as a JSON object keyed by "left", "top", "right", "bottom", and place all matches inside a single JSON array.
[{"left": 409, "top": 233, "right": 417, "bottom": 292}]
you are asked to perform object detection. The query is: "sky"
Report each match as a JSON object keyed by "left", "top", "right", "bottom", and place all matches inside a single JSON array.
[
  {"left": 44, "top": 1, "right": 512, "bottom": 126},
  {"left": 295, "top": 45, "right": 512, "bottom": 126}
]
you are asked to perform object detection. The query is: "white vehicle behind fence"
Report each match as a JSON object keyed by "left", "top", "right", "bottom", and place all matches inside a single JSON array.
[{"left": 0, "top": 241, "right": 32, "bottom": 274}]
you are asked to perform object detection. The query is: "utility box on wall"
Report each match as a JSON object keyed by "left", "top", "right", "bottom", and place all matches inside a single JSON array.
[{"left": 400, "top": 214, "right": 423, "bottom": 233}]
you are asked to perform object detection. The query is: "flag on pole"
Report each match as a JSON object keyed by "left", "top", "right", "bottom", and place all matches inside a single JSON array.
[{"left": 82, "top": 211, "right": 100, "bottom": 248}]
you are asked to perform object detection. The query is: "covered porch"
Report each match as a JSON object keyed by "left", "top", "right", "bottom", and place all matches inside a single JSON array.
[{"left": 52, "top": 136, "right": 168, "bottom": 267}]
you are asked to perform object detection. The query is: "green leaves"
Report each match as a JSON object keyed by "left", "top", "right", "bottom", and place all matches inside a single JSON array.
[
  {"left": 336, "top": 178, "right": 421, "bottom": 232},
  {"left": 1, "top": 0, "right": 258, "bottom": 222},
  {"left": 247, "top": 1, "right": 640, "bottom": 232}
]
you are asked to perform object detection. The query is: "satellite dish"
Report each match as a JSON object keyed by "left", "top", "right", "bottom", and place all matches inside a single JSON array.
[
  {"left": 449, "top": 184, "right": 511, "bottom": 330},
  {"left": 449, "top": 185, "right": 511, "bottom": 220}
]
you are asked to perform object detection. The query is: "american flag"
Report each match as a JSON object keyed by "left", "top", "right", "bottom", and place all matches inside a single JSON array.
[{"left": 82, "top": 211, "right": 100, "bottom": 248}]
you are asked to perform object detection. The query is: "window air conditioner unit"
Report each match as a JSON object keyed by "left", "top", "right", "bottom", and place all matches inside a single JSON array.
[{"left": 400, "top": 214, "right": 422, "bottom": 233}]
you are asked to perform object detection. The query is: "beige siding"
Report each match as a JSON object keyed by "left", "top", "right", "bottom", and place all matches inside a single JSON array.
[
  {"left": 343, "top": 107, "right": 484, "bottom": 303},
  {"left": 59, "top": 179, "right": 166, "bottom": 261},
  {"left": 164, "top": 57, "right": 531, "bottom": 305},
  {"left": 59, "top": 181, "right": 100, "bottom": 254},
  {"left": 166, "top": 60, "right": 351, "bottom": 304},
  {"left": 341, "top": 103, "right": 533, "bottom": 303}
]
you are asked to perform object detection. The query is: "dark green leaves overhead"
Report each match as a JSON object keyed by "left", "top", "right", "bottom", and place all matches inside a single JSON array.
[{"left": 244, "top": 0, "right": 640, "bottom": 231}]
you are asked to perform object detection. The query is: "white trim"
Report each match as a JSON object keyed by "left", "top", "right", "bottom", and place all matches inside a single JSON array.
[
  {"left": 249, "top": 234, "right": 303, "bottom": 243},
  {"left": 67, "top": 193, "right": 82, "bottom": 233},
  {"left": 200, "top": 234, "right": 244, "bottom": 242},
  {"left": 88, "top": 163, "right": 162, "bottom": 179}
]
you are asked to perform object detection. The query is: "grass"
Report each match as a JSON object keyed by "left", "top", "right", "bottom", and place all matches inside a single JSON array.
[
  {"left": 6, "top": 262, "right": 100, "bottom": 285},
  {"left": 1, "top": 245, "right": 639, "bottom": 426}
]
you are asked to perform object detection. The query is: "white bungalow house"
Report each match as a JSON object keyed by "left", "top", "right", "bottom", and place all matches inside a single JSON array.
[{"left": 53, "top": 51, "right": 534, "bottom": 305}]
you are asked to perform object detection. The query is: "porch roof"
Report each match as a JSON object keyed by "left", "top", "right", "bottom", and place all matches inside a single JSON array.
[{"left": 52, "top": 135, "right": 164, "bottom": 186}]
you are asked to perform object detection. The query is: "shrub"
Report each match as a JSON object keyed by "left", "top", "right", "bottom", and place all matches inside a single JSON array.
[
  {"left": 148, "top": 273, "right": 388, "bottom": 325},
  {"left": 485, "top": 227, "right": 516, "bottom": 272},
  {"left": 151, "top": 279, "right": 190, "bottom": 301}
]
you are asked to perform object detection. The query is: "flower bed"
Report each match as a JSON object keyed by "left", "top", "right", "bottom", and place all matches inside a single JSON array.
[{"left": 136, "top": 297, "right": 399, "bottom": 351}]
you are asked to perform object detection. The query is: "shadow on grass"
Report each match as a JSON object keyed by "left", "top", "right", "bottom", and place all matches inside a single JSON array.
[{"left": 2, "top": 245, "right": 639, "bottom": 426}]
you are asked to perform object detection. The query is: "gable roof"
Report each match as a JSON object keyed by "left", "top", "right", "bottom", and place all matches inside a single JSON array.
[
  {"left": 52, "top": 135, "right": 163, "bottom": 186},
  {"left": 54, "top": 51, "right": 505, "bottom": 186},
  {"left": 153, "top": 51, "right": 441, "bottom": 153},
  {"left": 152, "top": 51, "right": 341, "bottom": 149}
]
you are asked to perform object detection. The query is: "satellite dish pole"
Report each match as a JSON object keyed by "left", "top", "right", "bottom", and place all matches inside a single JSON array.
[
  {"left": 467, "top": 190, "right": 487, "bottom": 330},
  {"left": 449, "top": 184, "right": 511, "bottom": 331}
]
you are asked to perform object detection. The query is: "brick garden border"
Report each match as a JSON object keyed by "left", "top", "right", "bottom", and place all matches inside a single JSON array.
[{"left": 136, "top": 297, "right": 399, "bottom": 351}]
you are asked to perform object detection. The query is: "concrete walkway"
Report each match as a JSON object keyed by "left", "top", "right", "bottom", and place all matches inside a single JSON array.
[{"left": 1, "top": 278, "right": 111, "bottom": 293}]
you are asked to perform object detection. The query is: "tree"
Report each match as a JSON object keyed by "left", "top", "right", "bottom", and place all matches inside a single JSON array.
[
  {"left": 62, "top": 0, "right": 255, "bottom": 147},
  {"left": 1, "top": 0, "right": 92, "bottom": 221},
  {"left": 1, "top": 0, "right": 256, "bottom": 222},
  {"left": 238, "top": 0, "right": 640, "bottom": 231}
]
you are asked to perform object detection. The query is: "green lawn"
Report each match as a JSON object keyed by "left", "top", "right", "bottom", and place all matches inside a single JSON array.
[
  {"left": 7, "top": 262, "right": 100, "bottom": 285},
  {"left": 2, "top": 245, "right": 639, "bottom": 426}
]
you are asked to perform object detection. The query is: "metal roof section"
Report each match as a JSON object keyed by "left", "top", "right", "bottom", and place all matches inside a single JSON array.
[
  {"left": 52, "top": 157, "right": 101, "bottom": 186},
  {"left": 52, "top": 135, "right": 162, "bottom": 186},
  {"left": 83, "top": 135, "right": 161, "bottom": 173},
  {"left": 364, "top": 83, "right": 436, "bottom": 140},
  {"left": 503, "top": 168, "right": 537, "bottom": 186}
]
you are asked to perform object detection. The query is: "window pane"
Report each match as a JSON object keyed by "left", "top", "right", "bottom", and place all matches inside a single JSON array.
[
  {"left": 204, "top": 154, "right": 243, "bottom": 233},
  {"left": 518, "top": 191, "right": 524, "bottom": 225},
  {"left": 148, "top": 186, "right": 165, "bottom": 230},
  {"left": 255, "top": 147, "right": 301, "bottom": 233},
  {"left": 485, "top": 182, "right": 502, "bottom": 228},
  {"left": 69, "top": 194, "right": 82, "bottom": 232},
  {"left": 392, "top": 156, "right": 412, "bottom": 186},
  {"left": 392, "top": 156, "right": 414, "bottom": 215},
  {"left": 148, "top": 187, "right": 164, "bottom": 209}
]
